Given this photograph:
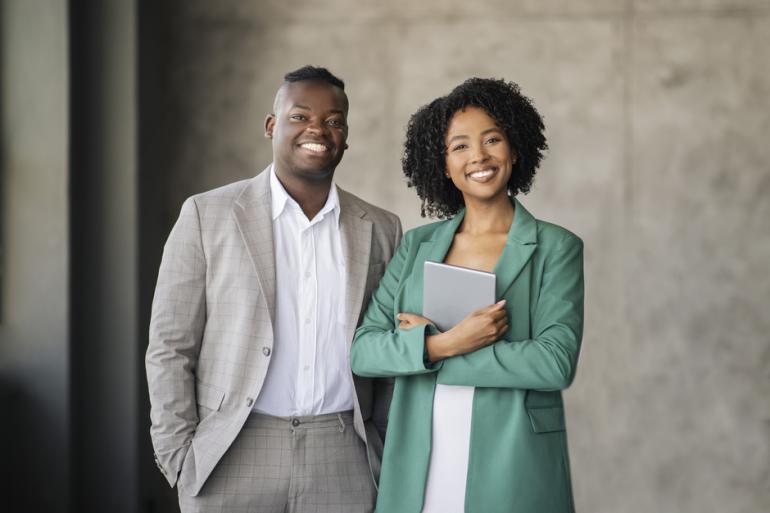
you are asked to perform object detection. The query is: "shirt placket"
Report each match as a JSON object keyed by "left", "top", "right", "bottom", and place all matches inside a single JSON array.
[{"left": 296, "top": 219, "right": 317, "bottom": 414}]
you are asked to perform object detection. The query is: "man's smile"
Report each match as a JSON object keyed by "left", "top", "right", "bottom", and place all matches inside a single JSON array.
[{"left": 299, "top": 142, "right": 330, "bottom": 153}]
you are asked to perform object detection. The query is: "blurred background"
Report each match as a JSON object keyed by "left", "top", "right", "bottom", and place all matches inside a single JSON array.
[{"left": 1, "top": 0, "right": 769, "bottom": 512}]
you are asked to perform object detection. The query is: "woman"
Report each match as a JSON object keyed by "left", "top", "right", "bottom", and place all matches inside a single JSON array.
[{"left": 350, "top": 78, "right": 584, "bottom": 513}]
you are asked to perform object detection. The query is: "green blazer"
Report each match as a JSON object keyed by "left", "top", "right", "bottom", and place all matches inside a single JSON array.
[{"left": 351, "top": 198, "right": 584, "bottom": 513}]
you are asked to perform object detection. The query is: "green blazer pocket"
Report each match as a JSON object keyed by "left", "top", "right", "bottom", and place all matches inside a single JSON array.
[{"left": 527, "top": 405, "right": 566, "bottom": 433}]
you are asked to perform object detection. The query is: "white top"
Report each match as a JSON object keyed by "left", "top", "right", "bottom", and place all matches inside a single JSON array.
[
  {"left": 422, "top": 384, "right": 475, "bottom": 513},
  {"left": 252, "top": 165, "right": 353, "bottom": 416}
]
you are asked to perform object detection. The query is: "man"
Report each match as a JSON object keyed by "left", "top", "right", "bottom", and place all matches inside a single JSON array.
[{"left": 146, "top": 66, "right": 401, "bottom": 513}]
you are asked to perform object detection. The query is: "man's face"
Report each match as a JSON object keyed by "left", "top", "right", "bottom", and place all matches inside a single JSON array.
[{"left": 265, "top": 80, "right": 349, "bottom": 183}]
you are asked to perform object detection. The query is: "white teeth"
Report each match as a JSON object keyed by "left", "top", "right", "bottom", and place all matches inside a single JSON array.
[
  {"left": 301, "top": 143, "right": 327, "bottom": 152},
  {"left": 469, "top": 169, "right": 494, "bottom": 178}
]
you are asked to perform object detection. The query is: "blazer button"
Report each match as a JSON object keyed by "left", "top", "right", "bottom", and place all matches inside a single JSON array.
[
  {"left": 262, "top": 347, "right": 271, "bottom": 356},
  {"left": 246, "top": 398, "right": 254, "bottom": 407}
]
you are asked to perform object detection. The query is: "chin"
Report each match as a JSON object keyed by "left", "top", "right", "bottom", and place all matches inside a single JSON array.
[{"left": 297, "top": 166, "right": 335, "bottom": 181}]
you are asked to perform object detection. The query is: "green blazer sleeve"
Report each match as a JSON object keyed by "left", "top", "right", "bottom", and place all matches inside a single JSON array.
[
  {"left": 350, "top": 233, "right": 441, "bottom": 378},
  {"left": 437, "top": 234, "right": 584, "bottom": 391}
]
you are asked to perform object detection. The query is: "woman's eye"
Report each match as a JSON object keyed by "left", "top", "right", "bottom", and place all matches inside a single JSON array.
[
  {"left": 451, "top": 144, "right": 467, "bottom": 152},
  {"left": 485, "top": 136, "right": 500, "bottom": 144}
]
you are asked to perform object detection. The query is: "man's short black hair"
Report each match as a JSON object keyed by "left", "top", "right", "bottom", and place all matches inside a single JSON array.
[
  {"left": 402, "top": 78, "right": 548, "bottom": 219},
  {"left": 284, "top": 65, "right": 345, "bottom": 91}
]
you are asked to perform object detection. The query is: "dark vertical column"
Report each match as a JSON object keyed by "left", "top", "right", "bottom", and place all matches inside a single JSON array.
[
  {"left": 137, "top": 1, "right": 180, "bottom": 511},
  {"left": 69, "top": 1, "right": 139, "bottom": 512}
]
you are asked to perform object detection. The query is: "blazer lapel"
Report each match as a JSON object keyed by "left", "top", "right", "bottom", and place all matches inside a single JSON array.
[
  {"left": 406, "top": 212, "right": 466, "bottom": 314},
  {"left": 232, "top": 168, "right": 277, "bottom": 327},
  {"left": 339, "top": 191, "right": 373, "bottom": 346},
  {"left": 494, "top": 198, "right": 538, "bottom": 298},
  {"left": 494, "top": 198, "right": 537, "bottom": 338}
]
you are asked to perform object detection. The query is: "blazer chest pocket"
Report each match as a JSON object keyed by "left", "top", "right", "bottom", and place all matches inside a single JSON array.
[
  {"left": 527, "top": 405, "right": 566, "bottom": 433},
  {"left": 196, "top": 381, "right": 225, "bottom": 418}
]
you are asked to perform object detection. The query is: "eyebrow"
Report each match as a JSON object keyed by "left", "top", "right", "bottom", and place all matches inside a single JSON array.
[
  {"left": 289, "top": 104, "right": 346, "bottom": 116},
  {"left": 447, "top": 127, "right": 502, "bottom": 144}
]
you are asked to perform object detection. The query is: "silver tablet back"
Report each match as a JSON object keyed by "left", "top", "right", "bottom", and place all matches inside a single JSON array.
[{"left": 422, "top": 260, "right": 496, "bottom": 332}]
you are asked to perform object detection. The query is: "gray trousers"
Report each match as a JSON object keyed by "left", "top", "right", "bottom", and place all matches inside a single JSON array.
[{"left": 178, "top": 411, "right": 376, "bottom": 513}]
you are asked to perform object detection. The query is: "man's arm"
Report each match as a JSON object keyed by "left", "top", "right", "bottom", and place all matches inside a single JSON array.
[
  {"left": 371, "top": 215, "right": 403, "bottom": 440},
  {"left": 145, "top": 197, "right": 207, "bottom": 488}
]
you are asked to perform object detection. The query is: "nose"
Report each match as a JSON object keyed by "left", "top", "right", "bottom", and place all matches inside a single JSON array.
[
  {"left": 469, "top": 143, "right": 489, "bottom": 164},
  {"left": 305, "top": 118, "right": 325, "bottom": 136}
]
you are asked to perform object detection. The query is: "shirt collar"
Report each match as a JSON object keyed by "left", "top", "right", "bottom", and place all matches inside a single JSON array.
[{"left": 270, "top": 164, "right": 341, "bottom": 225}]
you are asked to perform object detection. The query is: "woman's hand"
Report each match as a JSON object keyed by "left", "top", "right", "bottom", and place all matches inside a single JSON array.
[
  {"left": 396, "top": 313, "right": 436, "bottom": 330},
  {"left": 425, "top": 300, "right": 508, "bottom": 362}
]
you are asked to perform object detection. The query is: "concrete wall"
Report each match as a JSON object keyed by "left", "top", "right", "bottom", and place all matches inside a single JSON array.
[{"left": 149, "top": 1, "right": 770, "bottom": 512}]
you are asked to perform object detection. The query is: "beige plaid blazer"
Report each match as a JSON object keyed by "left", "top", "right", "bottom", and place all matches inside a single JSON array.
[{"left": 145, "top": 167, "right": 402, "bottom": 496}]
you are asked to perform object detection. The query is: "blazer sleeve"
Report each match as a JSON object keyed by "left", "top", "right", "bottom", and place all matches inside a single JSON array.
[
  {"left": 145, "top": 197, "right": 207, "bottom": 487},
  {"left": 372, "top": 214, "right": 403, "bottom": 441},
  {"left": 436, "top": 235, "right": 584, "bottom": 391},
  {"left": 351, "top": 231, "right": 441, "bottom": 378}
]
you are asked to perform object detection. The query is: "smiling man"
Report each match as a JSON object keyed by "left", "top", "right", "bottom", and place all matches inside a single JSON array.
[{"left": 146, "top": 66, "right": 401, "bottom": 513}]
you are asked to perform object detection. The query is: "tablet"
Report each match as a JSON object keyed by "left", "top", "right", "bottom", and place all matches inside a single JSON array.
[{"left": 422, "top": 260, "right": 496, "bottom": 332}]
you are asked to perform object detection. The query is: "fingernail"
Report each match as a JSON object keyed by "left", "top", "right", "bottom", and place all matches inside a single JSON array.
[{"left": 497, "top": 300, "right": 506, "bottom": 305}]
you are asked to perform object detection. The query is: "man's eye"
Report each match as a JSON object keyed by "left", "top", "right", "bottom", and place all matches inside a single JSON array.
[
  {"left": 290, "top": 114, "right": 306, "bottom": 121},
  {"left": 326, "top": 119, "right": 345, "bottom": 127}
]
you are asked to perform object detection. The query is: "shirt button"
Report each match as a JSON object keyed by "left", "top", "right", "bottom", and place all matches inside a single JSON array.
[
  {"left": 292, "top": 419, "right": 300, "bottom": 427},
  {"left": 262, "top": 347, "right": 271, "bottom": 356},
  {"left": 246, "top": 398, "right": 254, "bottom": 407}
]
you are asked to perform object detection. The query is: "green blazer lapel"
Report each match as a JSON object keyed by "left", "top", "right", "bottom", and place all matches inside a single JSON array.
[
  {"left": 408, "top": 212, "right": 466, "bottom": 314},
  {"left": 494, "top": 199, "right": 537, "bottom": 337}
]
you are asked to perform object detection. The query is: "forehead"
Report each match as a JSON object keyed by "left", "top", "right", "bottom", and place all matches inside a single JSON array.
[
  {"left": 446, "top": 106, "right": 499, "bottom": 135},
  {"left": 275, "top": 80, "right": 348, "bottom": 114}
]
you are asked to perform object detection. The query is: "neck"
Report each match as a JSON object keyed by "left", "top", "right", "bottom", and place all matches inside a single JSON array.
[
  {"left": 274, "top": 167, "right": 334, "bottom": 220},
  {"left": 459, "top": 194, "right": 515, "bottom": 235}
]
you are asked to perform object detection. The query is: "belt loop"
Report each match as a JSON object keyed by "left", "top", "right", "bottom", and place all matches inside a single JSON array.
[{"left": 337, "top": 413, "right": 345, "bottom": 433}]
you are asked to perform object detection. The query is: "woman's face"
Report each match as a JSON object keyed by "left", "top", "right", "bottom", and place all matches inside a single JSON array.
[{"left": 444, "top": 106, "right": 515, "bottom": 205}]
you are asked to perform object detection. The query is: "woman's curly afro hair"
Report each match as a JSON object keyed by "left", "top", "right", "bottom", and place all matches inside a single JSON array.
[{"left": 402, "top": 78, "right": 547, "bottom": 219}]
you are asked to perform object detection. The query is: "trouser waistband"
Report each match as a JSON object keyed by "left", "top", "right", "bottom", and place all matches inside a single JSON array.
[{"left": 245, "top": 410, "right": 354, "bottom": 431}]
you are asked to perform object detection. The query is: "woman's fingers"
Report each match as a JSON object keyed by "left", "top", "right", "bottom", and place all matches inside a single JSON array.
[
  {"left": 397, "top": 312, "right": 435, "bottom": 329},
  {"left": 474, "top": 300, "right": 506, "bottom": 316}
]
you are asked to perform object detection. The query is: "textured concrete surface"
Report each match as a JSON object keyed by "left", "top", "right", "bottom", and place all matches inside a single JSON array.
[{"left": 155, "top": 2, "right": 770, "bottom": 512}]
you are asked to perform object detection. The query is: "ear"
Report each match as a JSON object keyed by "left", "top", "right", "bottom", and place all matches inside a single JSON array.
[{"left": 264, "top": 114, "right": 276, "bottom": 138}]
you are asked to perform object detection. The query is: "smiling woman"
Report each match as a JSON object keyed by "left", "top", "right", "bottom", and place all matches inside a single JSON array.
[
  {"left": 351, "top": 78, "right": 584, "bottom": 513},
  {"left": 403, "top": 78, "right": 547, "bottom": 220}
]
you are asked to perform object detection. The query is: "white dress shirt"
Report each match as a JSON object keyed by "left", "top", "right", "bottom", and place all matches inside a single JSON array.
[{"left": 252, "top": 166, "right": 353, "bottom": 416}]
